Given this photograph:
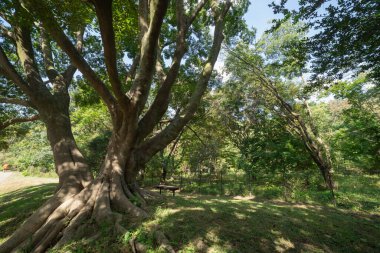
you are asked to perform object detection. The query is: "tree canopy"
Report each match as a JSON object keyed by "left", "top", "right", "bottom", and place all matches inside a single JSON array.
[{"left": 271, "top": 0, "right": 380, "bottom": 84}]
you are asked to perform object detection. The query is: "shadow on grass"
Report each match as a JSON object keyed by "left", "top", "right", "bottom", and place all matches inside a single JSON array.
[
  {"left": 334, "top": 174, "right": 380, "bottom": 212},
  {"left": 148, "top": 194, "right": 380, "bottom": 253},
  {"left": 0, "top": 183, "right": 57, "bottom": 242},
  {"left": 1, "top": 183, "right": 379, "bottom": 252}
]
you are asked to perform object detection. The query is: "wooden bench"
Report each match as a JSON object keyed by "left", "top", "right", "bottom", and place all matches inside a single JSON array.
[{"left": 155, "top": 185, "right": 180, "bottom": 196}]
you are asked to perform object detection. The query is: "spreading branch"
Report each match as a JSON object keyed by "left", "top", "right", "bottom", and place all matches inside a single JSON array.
[
  {"left": 21, "top": 0, "right": 117, "bottom": 112},
  {"left": 138, "top": 0, "right": 149, "bottom": 41},
  {"left": 39, "top": 24, "right": 62, "bottom": 88},
  {"left": 0, "top": 18, "right": 52, "bottom": 107},
  {"left": 0, "top": 46, "right": 33, "bottom": 98},
  {"left": 188, "top": 0, "right": 207, "bottom": 26},
  {"left": 0, "top": 23, "right": 15, "bottom": 41},
  {"left": 14, "top": 24, "right": 45, "bottom": 89},
  {"left": 0, "top": 97, "right": 33, "bottom": 108},
  {"left": 155, "top": 47, "right": 166, "bottom": 83},
  {"left": 128, "top": 0, "right": 170, "bottom": 114},
  {"left": 226, "top": 47, "right": 298, "bottom": 117},
  {"left": 92, "top": 0, "right": 128, "bottom": 109},
  {"left": 0, "top": 114, "right": 40, "bottom": 131},
  {"left": 62, "top": 28, "right": 85, "bottom": 85},
  {"left": 137, "top": 0, "right": 207, "bottom": 141},
  {"left": 186, "top": 125, "right": 207, "bottom": 147},
  {"left": 125, "top": 53, "right": 140, "bottom": 83},
  {"left": 137, "top": 1, "right": 231, "bottom": 163}
]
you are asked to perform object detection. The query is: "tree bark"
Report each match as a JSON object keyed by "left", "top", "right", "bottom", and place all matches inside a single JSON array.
[
  {"left": 44, "top": 113, "right": 93, "bottom": 191},
  {"left": 0, "top": 130, "right": 149, "bottom": 253}
]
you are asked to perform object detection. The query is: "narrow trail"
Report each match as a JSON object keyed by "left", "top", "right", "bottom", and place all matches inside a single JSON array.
[
  {"left": 0, "top": 172, "right": 13, "bottom": 184},
  {"left": 0, "top": 172, "right": 58, "bottom": 194}
]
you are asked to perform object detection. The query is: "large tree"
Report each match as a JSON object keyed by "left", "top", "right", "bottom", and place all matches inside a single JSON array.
[
  {"left": 224, "top": 21, "right": 336, "bottom": 198},
  {"left": 0, "top": 0, "right": 248, "bottom": 252},
  {"left": 0, "top": 0, "right": 92, "bottom": 191}
]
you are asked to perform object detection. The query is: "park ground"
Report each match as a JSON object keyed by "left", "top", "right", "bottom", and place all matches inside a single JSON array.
[{"left": 0, "top": 172, "right": 379, "bottom": 252}]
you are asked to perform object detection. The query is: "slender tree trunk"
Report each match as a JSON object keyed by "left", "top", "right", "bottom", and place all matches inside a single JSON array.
[
  {"left": 160, "top": 150, "right": 167, "bottom": 183},
  {"left": 180, "top": 171, "right": 183, "bottom": 188},
  {"left": 220, "top": 170, "right": 224, "bottom": 195},
  {"left": 227, "top": 49, "right": 336, "bottom": 199}
]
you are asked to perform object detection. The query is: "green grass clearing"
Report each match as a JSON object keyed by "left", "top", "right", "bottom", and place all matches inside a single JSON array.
[
  {"left": 0, "top": 184, "right": 56, "bottom": 244},
  {"left": 128, "top": 194, "right": 380, "bottom": 253},
  {"left": 0, "top": 172, "right": 379, "bottom": 252}
]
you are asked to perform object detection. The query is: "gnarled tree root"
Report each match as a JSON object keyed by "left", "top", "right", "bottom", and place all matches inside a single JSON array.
[
  {"left": 129, "top": 238, "right": 147, "bottom": 253},
  {"left": 154, "top": 230, "right": 175, "bottom": 253},
  {"left": 128, "top": 229, "right": 175, "bottom": 253},
  {"left": 0, "top": 175, "right": 150, "bottom": 253}
]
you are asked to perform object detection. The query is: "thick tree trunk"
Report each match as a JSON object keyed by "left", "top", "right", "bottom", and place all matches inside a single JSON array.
[
  {"left": 45, "top": 114, "right": 93, "bottom": 192},
  {"left": 0, "top": 106, "right": 90, "bottom": 252},
  {"left": 0, "top": 99, "right": 153, "bottom": 253},
  {"left": 0, "top": 132, "right": 153, "bottom": 253}
]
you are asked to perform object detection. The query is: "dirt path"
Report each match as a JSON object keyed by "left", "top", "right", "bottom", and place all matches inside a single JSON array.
[
  {"left": 0, "top": 172, "right": 58, "bottom": 195},
  {"left": 0, "top": 172, "right": 13, "bottom": 185}
]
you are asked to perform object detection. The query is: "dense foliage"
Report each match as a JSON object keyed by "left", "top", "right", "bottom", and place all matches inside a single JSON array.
[{"left": 271, "top": 0, "right": 380, "bottom": 84}]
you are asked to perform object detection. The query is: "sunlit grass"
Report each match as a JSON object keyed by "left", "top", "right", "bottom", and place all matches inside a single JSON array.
[
  {"left": 0, "top": 184, "right": 56, "bottom": 243},
  {"left": 180, "top": 172, "right": 380, "bottom": 214},
  {"left": 125, "top": 194, "right": 380, "bottom": 252},
  {"left": 1, "top": 173, "right": 379, "bottom": 252}
]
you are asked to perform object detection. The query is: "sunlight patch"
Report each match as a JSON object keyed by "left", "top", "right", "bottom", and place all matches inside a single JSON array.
[
  {"left": 274, "top": 237, "right": 295, "bottom": 252},
  {"left": 155, "top": 208, "right": 180, "bottom": 220},
  {"left": 184, "top": 207, "right": 206, "bottom": 211},
  {"left": 233, "top": 195, "right": 255, "bottom": 200},
  {"left": 0, "top": 217, "right": 15, "bottom": 226},
  {"left": 234, "top": 212, "right": 248, "bottom": 220},
  {"left": 205, "top": 230, "right": 220, "bottom": 242}
]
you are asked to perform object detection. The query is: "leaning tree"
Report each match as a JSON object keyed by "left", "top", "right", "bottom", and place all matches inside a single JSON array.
[
  {"left": 224, "top": 20, "right": 336, "bottom": 198},
  {"left": 0, "top": 0, "right": 248, "bottom": 252}
]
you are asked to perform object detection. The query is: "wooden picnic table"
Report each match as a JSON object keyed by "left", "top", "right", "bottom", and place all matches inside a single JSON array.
[{"left": 155, "top": 184, "right": 180, "bottom": 196}]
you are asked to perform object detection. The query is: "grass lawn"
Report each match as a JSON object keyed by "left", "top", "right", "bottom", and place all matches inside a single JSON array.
[
  {"left": 0, "top": 184, "right": 56, "bottom": 244},
  {"left": 1, "top": 173, "right": 379, "bottom": 252},
  {"left": 130, "top": 194, "right": 380, "bottom": 253}
]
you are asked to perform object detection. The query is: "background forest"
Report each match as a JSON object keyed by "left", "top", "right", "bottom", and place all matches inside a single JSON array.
[{"left": 1, "top": 20, "right": 379, "bottom": 211}]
